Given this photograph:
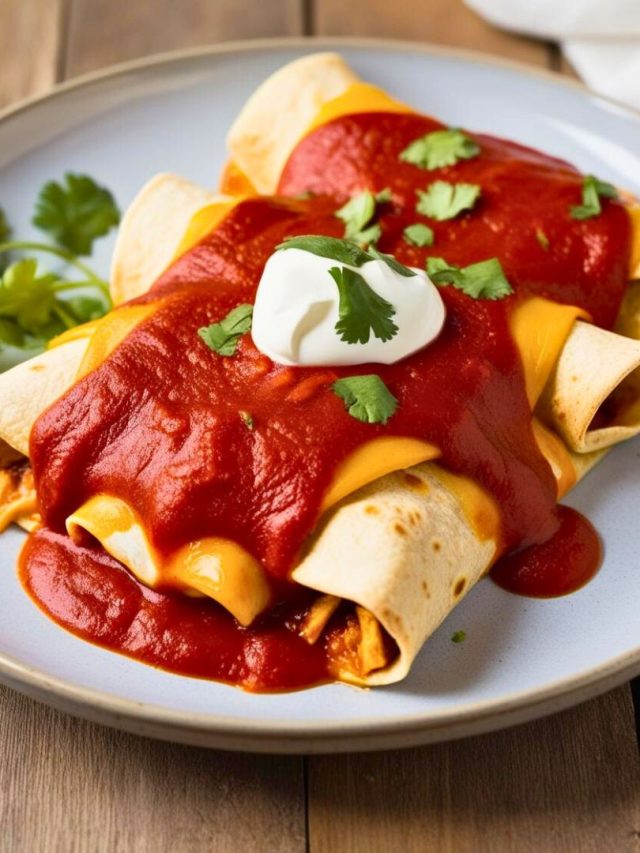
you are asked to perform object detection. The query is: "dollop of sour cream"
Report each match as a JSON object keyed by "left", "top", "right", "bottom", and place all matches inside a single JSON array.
[{"left": 251, "top": 248, "right": 446, "bottom": 366}]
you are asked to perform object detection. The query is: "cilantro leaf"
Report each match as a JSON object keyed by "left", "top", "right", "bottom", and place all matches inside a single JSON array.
[
  {"left": 403, "top": 223, "right": 434, "bottom": 247},
  {"left": 0, "top": 207, "right": 11, "bottom": 273},
  {"left": 0, "top": 317, "right": 25, "bottom": 347},
  {"left": 0, "top": 207, "right": 11, "bottom": 244},
  {"left": 198, "top": 304, "right": 253, "bottom": 356},
  {"left": 336, "top": 191, "right": 376, "bottom": 237},
  {"left": 66, "top": 293, "right": 110, "bottom": 323},
  {"left": 535, "top": 228, "right": 550, "bottom": 250},
  {"left": 352, "top": 223, "right": 382, "bottom": 247},
  {"left": 416, "top": 181, "right": 481, "bottom": 221},
  {"left": 0, "top": 258, "right": 108, "bottom": 359},
  {"left": 333, "top": 375, "right": 398, "bottom": 424},
  {"left": 451, "top": 630, "right": 467, "bottom": 644},
  {"left": 278, "top": 235, "right": 372, "bottom": 267},
  {"left": 329, "top": 266, "right": 398, "bottom": 345},
  {"left": 335, "top": 188, "right": 391, "bottom": 246},
  {"left": 0, "top": 259, "right": 61, "bottom": 333},
  {"left": 367, "top": 246, "right": 417, "bottom": 277},
  {"left": 278, "top": 235, "right": 416, "bottom": 279},
  {"left": 570, "top": 174, "right": 618, "bottom": 221},
  {"left": 239, "top": 410, "right": 254, "bottom": 430},
  {"left": 400, "top": 128, "right": 480, "bottom": 170},
  {"left": 33, "top": 173, "right": 120, "bottom": 255},
  {"left": 427, "top": 256, "right": 513, "bottom": 300}
]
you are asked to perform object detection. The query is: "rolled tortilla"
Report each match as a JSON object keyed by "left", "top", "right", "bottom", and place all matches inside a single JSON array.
[
  {"left": 0, "top": 309, "right": 636, "bottom": 684},
  {"left": 2, "top": 174, "right": 640, "bottom": 685},
  {"left": 540, "top": 321, "right": 640, "bottom": 453},
  {"left": 110, "top": 173, "right": 232, "bottom": 305},
  {"left": 293, "top": 464, "right": 499, "bottom": 685},
  {"left": 227, "top": 53, "right": 360, "bottom": 195},
  {"left": 0, "top": 339, "right": 89, "bottom": 458},
  {"left": 225, "top": 52, "right": 640, "bottom": 282}
]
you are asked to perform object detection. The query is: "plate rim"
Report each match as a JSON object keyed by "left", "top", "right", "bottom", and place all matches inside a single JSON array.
[{"left": 1, "top": 36, "right": 639, "bottom": 752}]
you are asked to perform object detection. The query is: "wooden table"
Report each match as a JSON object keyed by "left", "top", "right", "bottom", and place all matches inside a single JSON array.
[{"left": 1, "top": 2, "right": 640, "bottom": 850}]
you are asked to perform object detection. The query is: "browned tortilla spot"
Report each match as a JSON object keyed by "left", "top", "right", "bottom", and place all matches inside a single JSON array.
[{"left": 453, "top": 577, "right": 467, "bottom": 597}]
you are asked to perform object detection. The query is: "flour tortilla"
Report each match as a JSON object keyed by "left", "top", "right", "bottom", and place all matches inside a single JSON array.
[
  {"left": 0, "top": 308, "right": 637, "bottom": 683},
  {"left": 110, "top": 173, "right": 226, "bottom": 305},
  {"left": 226, "top": 53, "right": 359, "bottom": 195},
  {"left": 292, "top": 463, "right": 497, "bottom": 685},
  {"left": 2, "top": 172, "right": 640, "bottom": 684},
  {"left": 541, "top": 320, "right": 640, "bottom": 453},
  {"left": 225, "top": 52, "right": 640, "bottom": 284}
]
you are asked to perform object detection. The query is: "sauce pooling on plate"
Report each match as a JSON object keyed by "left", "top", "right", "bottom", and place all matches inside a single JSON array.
[{"left": 21, "top": 111, "right": 632, "bottom": 689}]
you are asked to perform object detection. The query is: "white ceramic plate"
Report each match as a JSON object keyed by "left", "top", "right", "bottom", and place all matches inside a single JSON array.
[{"left": 1, "top": 39, "right": 640, "bottom": 753}]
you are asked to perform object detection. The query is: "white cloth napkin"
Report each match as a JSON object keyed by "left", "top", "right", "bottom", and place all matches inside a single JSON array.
[{"left": 465, "top": 0, "right": 640, "bottom": 109}]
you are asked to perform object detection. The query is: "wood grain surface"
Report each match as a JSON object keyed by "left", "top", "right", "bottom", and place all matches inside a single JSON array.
[{"left": 1, "top": 2, "right": 639, "bottom": 851}]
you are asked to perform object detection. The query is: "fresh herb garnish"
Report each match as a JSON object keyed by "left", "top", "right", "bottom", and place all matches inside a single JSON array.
[
  {"left": 0, "top": 207, "right": 10, "bottom": 245},
  {"left": 0, "top": 258, "right": 110, "bottom": 371},
  {"left": 400, "top": 128, "right": 480, "bottom": 171},
  {"left": 367, "top": 246, "right": 416, "bottom": 277},
  {"left": 239, "top": 410, "right": 254, "bottom": 430},
  {"left": 33, "top": 173, "right": 120, "bottom": 256},
  {"left": 278, "top": 236, "right": 416, "bottom": 277},
  {"left": 0, "top": 207, "right": 11, "bottom": 274},
  {"left": 570, "top": 175, "right": 618, "bottom": 221},
  {"left": 451, "top": 630, "right": 467, "bottom": 644},
  {"left": 0, "top": 176, "right": 119, "bottom": 371},
  {"left": 198, "top": 304, "right": 253, "bottom": 356},
  {"left": 535, "top": 228, "right": 550, "bottom": 250},
  {"left": 416, "top": 181, "right": 481, "bottom": 221},
  {"left": 375, "top": 187, "right": 392, "bottom": 203},
  {"left": 427, "top": 256, "right": 513, "bottom": 300},
  {"left": 0, "top": 260, "right": 65, "bottom": 333},
  {"left": 403, "top": 223, "right": 435, "bottom": 247},
  {"left": 329, "top": 266, "right": 398, "bottom": 345},
  {"left": 333, "top": 375, "right": 398, "bottom": 424},
  {"left": 335, "top": 188, "right": 391, "bottom": 245},
  {"left": 277, "top": 235, "right": 372, "bottom": 267}
]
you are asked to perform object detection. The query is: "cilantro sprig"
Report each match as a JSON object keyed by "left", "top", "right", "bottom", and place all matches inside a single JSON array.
[
  {"left": 33, "top": 174, "right": 120, "bottom": 256},
  {"left": 400, "top": 128, "right": 480, "bottom": 171},
  {"left": 333, "top": 375, "right": 398, "bottom": 424},
  {"left": 570, "top": 175, "right": 618, "bottom": 221},
  {"left": 416, "top": 181, "right": 481, "bottom": 221},
  {"left": 198, "top": 304, "right": 253, "bottom": 356},
  {"left": 0, "top": 174, "right": 120, "bottom": 372},
  {"left": 277, "top": 235, "right": 416, "bottom": 277},
  {"left": 427, "top": 257, "right": 513, "bottom": 300},
  {"left": 330, "top": 266, "right": 398, "bottom": 345},
  {"left": 335, "top": 188, "right": 391, "bottom": 246}
]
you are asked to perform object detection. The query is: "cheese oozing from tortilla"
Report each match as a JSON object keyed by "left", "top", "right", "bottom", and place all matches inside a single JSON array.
[
  {"left": 1, "top": 152, "right": 637, "bottom": 646},
  {"left": 66, "top": 495, "right": 271, "bottom": 627},
  {"left": 252, "top": 248, "right": 446, "bottom": 366}
]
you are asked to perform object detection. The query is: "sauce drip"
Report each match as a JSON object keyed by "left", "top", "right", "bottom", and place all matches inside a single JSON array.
[
  {"left": 20, "top": 110, "right": 634, "bottom": 688},
  {"left": 491, "top": 506, "right": 602, "bottom": 597},
  {"left": 20, "top": 529, "right": 337, "bottom": 691}
]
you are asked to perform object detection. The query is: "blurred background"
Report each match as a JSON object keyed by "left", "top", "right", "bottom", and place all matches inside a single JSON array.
[{"left": 0, "top": 0, "right": 574, "bottom": 111}]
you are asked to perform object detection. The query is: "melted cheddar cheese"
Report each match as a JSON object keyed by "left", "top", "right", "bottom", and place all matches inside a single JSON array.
[{"left": 66, "top": 495, "right": 271, "bottom": 626}]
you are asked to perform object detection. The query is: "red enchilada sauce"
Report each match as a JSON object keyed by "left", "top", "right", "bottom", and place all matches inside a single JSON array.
[{"left": 20, "top": 111, "right": 632, "bottom": 689}]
